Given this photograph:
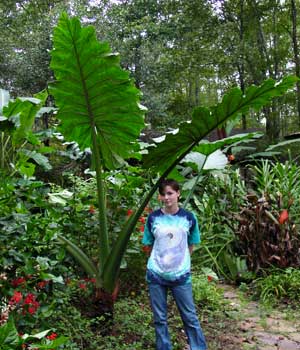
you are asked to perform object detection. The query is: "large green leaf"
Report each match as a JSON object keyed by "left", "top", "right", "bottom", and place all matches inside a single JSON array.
[
  {"left": 143, "top": 76, "right": 298, "bottom": 172},
  {"left": 192, "top": 132, "right": 263, "bottom": 156},
  {"left": 3, "top": 98, "right": 41, "bottom": 144},
  {"left": 184, "top": 150, "right": 227, "bottom": 172},
  {"left": 49, "top": 13, "right": 145, "bottom": 169},
  {"left": 20, "top": 149, "right": 52, "bottom": 170}
]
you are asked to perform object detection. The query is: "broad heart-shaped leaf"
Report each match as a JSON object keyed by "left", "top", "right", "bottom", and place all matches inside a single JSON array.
[
  {"left": 49, "top": 13, "right": 145, "bottom": 169},
  {"left": 143, "top": 76, "right": 298, "bottom": 172}
]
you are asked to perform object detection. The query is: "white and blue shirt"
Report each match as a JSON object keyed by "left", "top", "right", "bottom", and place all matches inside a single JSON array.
[{"left": 142, "top": 208, "right": 201, "bottom": 281}]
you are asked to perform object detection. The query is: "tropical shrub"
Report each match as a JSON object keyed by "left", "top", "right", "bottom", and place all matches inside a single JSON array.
[
  {"left": 0, "top": 318, "right": 68, "bottom": 350},
  {"left": 235, "top": 159, "right": 300, "bottom": 271},
  {"left": 192, "top": 272, "right": 224, "bottom": 311},
  {"left": 0, "top": 177, "right": 64, "bottom": 280},
  {"left": 252, "top": 267, "right": 300, "bottom": 304},
  {"left": 0, "top": 176, "right": 77, "bottom": 346},
  {"left": 0, "top": 88, "right": 53, "bottom": 178},
  {"left": 191, "top": 167, "right": 249, "bottom": 281}
]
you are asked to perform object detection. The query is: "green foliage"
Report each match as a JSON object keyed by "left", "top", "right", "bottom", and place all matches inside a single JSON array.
[
  {"left": 253, "top": 268, "right": 300, "bottom": 304},
  {"left": 49, "top": 13, "right": 146, "bottom": 291},
  {"left": 0, "top": 176, "right": 96, "bottom": 349},
  {"left": 221, "top": 253, "right": 255, "bottom": 283},
  {"left": 236, "top": 159, "right": 300, "bottom": 271},
  {"left": 50, "top": 13, "right": 145, "bottom": 170},
  {"left": 192, "top": 273, "right": 224, "bottom": 311},
  {"left": 252, "top": 159, "right": 300, "bottom": 214},
  {"left": 0, "top": 178, "right": 58, "bottom": 273},
  {"left": 0, "top": 318, "right": 19, "bottom": 349},
  {"left": 143, "top": 76, "right": 298, "bottom": 173},
  {"left": 181, "top": 132, "right": 263, "bottom": 208},
  {"left": 191, "top": 167, "right": 248, "bottom": 281},
  {"left": 0, "top": 89, "right": 52, "bottom": 178}
]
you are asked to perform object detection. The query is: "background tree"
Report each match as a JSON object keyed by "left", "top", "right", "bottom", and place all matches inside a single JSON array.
[{"left": 1, "top": 0, "right": 300, "bottom": 140}]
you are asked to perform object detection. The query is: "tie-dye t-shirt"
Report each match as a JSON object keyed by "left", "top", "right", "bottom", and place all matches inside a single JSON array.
[{"left": 142, "top": 208, "right": 200, "bottom": 281}]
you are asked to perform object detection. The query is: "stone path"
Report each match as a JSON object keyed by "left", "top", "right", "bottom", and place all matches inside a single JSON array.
[{"left": 222, "top": 285, "right": 300, "bottom": 350}]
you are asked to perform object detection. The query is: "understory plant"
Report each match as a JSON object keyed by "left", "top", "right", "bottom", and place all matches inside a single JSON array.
[
  {"left": 192, "top": 272, "right": 224, "bottom": 311},
  {"left": 252, "top": 267, "right": 300, "bottom": 304},
  {"left": 0, "top": 88, "right": 54, "bottom": 178},
  {"left": 235, "top": 159, "right": 300, "bottom": 272},
  {"left": 190, "top": 167, "right": 250, "bottom": 282},
  {"left": 0, "top": 318, "right": 68, "bottom": 350},
  {"left": 0, "top": 176, "right": 82, "bottom": 347}
]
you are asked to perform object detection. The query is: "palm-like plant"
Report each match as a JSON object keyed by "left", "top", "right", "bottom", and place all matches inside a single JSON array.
[{"left": 49, "top": 13, "right": 298, "bottom": 309}]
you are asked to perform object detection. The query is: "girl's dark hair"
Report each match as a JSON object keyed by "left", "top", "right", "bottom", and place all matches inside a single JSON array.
[{"left": 158, "top": 179, "right": 180, "bottom": 195}]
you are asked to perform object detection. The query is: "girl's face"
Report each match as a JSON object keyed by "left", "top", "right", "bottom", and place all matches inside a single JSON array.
[{"left": 159, "top": 185, "right": 180, "bottom": 208}]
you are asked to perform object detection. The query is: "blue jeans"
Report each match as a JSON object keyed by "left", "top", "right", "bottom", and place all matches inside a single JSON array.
[{"left": 147, "top": 270, "right": 207, "bottom": 350}]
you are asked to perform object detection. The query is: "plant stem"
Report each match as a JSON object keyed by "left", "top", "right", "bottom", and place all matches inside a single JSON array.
[{"left": 91, "top": 130, "right": 109, "bottom": 274}]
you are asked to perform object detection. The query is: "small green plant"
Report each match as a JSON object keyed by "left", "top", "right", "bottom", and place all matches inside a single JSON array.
[
  {"left": 253, "top": 267, "right": 300, "bottom": 304},
  {"left": 0, "top": 317, "right": 68, "bottom": 350},
  {"left": 192, "top": 273, "right": 224, "bottom": 311}
]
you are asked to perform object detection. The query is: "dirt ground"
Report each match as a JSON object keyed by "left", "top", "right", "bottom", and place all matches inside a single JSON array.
[{"left": 203, "top": 284, "right": 300, "bottom": 350}]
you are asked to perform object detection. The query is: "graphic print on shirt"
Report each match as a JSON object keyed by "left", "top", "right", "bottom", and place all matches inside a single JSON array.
[{"left": 152, "top": 214, "right": 189, "bottom": 273}]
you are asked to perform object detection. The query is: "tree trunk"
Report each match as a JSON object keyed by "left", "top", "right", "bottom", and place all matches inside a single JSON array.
[
  {"left": 133, "top": 35, "right": 142, "bottom": 89},
  {"left": 238, "top": 0, "right": 247, "bottom": 130},
  {"left": 291, "top": 0, "right": 300, "bottom": 128},
  {"left": 250, "top": 0, "right": 281, "bottom": 141},
  {"left": 195, "top": 77, "right": 200, "bottom": 106}
]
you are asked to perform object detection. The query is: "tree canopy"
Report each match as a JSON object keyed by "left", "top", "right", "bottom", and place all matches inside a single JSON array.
[{"left": 1, "top": 0, "right": 300, "bottom": 140}]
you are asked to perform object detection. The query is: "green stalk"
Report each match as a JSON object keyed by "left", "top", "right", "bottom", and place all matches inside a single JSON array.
[
  {"left": 102, "top": 181, "right": 158, "bottom": 292},
  {"left": 91, "top": 130, "right": 109, "bottom": 274},
  {"left": 57, "top": 236, "right": 100, "bottom": 285},
  {"left": 203, "top": 245, "right": 231, "bottom": 281}
]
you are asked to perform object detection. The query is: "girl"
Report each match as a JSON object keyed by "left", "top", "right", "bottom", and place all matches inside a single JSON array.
[{"left": 142, "top": 179, "right": 207, "bottom": 350}]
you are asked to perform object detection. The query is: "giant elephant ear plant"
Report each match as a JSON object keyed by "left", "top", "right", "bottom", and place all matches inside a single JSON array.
[
  {"left": 49, "top": 13, "right": 145, "bottom": 293},
  {"left": 49, "top": 13, "right": 298, "bottom": 304}
]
